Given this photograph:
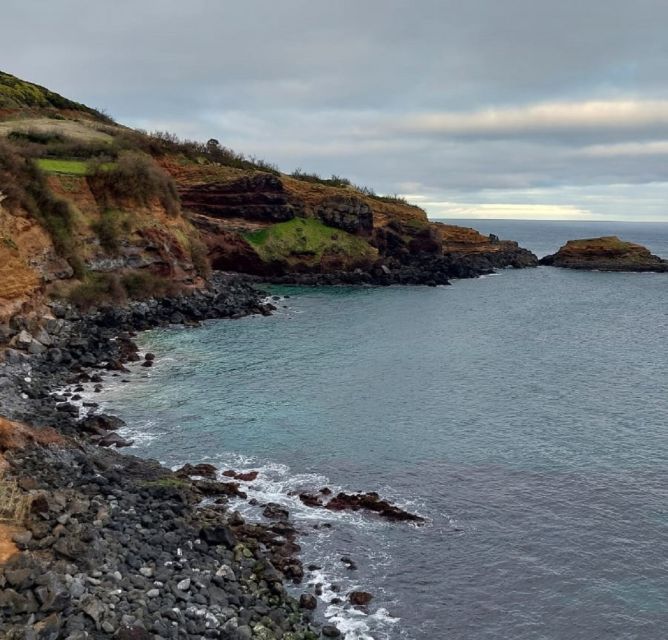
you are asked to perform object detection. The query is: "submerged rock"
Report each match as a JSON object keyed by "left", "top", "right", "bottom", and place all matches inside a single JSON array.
[{"left": 540, "top": 236, "right": 668, "bottom": 272}]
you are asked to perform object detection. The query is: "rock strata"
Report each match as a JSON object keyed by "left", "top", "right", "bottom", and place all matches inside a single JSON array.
[{"left": 539, "top": 236, "right": 668, "bottom": 272}]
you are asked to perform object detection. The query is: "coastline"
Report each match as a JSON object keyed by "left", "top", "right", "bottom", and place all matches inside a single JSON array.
[{"left": 0, "top": 275, "right": 337, "bottom": 639}]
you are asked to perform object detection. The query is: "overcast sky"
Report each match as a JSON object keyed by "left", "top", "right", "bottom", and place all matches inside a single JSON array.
[{"left": 4, "top": 0, "right": 668, "bottom": 221}]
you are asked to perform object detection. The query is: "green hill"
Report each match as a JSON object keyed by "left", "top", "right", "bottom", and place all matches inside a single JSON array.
[{"left": 0, "top": 70, "right": 110, "bottom": 120}]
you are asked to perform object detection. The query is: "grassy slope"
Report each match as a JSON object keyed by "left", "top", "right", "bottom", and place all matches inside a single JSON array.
[
  {"left": 0, "top": 71, "right": 109, "bottom": 120},
  {"left": 245, "top": 217, "right": 377, "bottom": 265}
]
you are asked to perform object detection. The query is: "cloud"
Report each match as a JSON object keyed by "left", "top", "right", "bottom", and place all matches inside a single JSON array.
[
  {"left": 418, "top": 202, "right": 597, "bottom": 221},
  {"left": 391, "top": 100, "right": 668, "bottom": 139},
  {"left": 578, "top": 140, "right": 668, "bottom": 157},
  {"left": 3, "top": 0, "right": 668, "bottom": 220}
]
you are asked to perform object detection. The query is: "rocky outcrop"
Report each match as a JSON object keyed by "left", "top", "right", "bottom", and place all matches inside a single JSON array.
[
  {"left": 297, "top": 489, "right": 425, "bottom": 523},
  {"left": 179, "top": 173, "right": 303, "bottom": 222},
  {"left": 540, "top": 236, "right": 668, "bottom": 272},
  {"left": 315, "top": 195, "right": 373, "bottom": 234}
]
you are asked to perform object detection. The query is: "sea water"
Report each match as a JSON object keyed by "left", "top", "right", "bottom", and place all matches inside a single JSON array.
[{"left": 94, "top": 221, "right": 668, "bottom": 639}]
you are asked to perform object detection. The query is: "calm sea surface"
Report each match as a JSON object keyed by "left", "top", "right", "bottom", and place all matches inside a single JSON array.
[{"left": 96, "top": 221, "right": 668, "bottom": 639}]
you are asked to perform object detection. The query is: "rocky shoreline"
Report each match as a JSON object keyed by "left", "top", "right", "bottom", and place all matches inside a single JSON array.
[{"left": 0, "top": 275, "right": 340, "bottom": 639}]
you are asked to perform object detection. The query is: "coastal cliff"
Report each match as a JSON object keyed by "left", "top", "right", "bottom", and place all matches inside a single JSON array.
[
  {"left": 0, "top": 69, "right": 536, "bottom": 637},
  {"left": 0, "top": 69, "right": 537, "bottom": 328},
  {"left": 540, "top": 236, "right": 668, "bottom": 272}
]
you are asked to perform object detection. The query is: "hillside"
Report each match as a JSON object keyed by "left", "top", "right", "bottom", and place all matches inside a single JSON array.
[{"left": 0, "top": 70, "right": 537, "bottom": 324}]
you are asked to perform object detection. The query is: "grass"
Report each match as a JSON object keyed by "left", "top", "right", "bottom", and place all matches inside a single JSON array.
[
  {"left": 245, "top": 217, "right": 377, "bottom": 265},
  {"left": 35, "top": 158, "right": 90, "bottom": 175},
  {"left": 0, "top": 70, "right": 113, "bottom": 122}
]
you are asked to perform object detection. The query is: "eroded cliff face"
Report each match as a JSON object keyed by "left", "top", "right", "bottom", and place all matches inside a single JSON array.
[
  {"left": 0, "top": 196, "right": 61, "bottom": 321},
  {"left": 0, "top": 169, "right": 207, "bottom": 328},
  {"left": 540, "top": 237, "right": 668, "bottom": 272},
  {"left": 172, "top": 165, "right": 537, "bottom": 280}
]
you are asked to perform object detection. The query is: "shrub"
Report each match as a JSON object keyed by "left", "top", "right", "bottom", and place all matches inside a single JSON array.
[
  {"left": 0, "top": 140, "right": 82, "bottom": 274},
  {"left": 121, "top": 271, "right": 179, "bottom": 299},
  {"left": 8, "top": 129, "right": 66, "bottom": 145},
  {"left": 67, "top": 273, "right": 127, "bottom": 310},
  {"left": 112, "top": 129, "right": 280, "bottom": 175},
  {"left": 90, "top": 210, "right": 130, "bottom": 253},
  {"left": 88, "top": 151, "right": 180, "bottom": 216},
  {"left": 189, "top": 237, "right": 212, "bottom": 280}
]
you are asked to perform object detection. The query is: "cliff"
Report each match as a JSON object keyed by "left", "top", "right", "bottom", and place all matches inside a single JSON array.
[
  {"left": 0, "top": 69, "right": 537, "bottom": 327},
  {"left": 539, "top": 236, "right": 668, "bottom": 272}
]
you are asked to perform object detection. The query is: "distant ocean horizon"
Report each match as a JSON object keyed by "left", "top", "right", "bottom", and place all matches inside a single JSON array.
[{"left": 433, "top": 218, "right": 668, "bottom": 259}]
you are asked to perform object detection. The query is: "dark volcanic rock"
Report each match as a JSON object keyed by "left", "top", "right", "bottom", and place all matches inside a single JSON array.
[
  {"left": 316, "top": 195, "right": 373, "bottom": 234},
  {"left": 222, "top": 469, "right": 259, "bottom": 481},
  {"left": 175, "top": 462, "right": 218, "bottom": 479},
  {"left": 181, "top": 173, "right": 302, "bottom": 222},
  {"left": 539, "top": 236, "right": 668, "bottom": 272},
  {"left": 325, "top": 491, "right": 425, "bottom": 523}
]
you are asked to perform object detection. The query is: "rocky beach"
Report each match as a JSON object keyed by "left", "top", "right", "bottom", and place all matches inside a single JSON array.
[{"left": 0, "top": 275, "right": 337, "bottom": 639}]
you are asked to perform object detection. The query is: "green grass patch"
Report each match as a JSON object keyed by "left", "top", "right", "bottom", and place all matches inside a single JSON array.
[
  {"left": 245, "top": 217, "right": 377, "bottom": 266},
  {"left": 36, "top": 158, "right": 90, "bottom": 175}
]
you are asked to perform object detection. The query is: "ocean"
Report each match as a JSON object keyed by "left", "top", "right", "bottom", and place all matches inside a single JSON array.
[{"left": 93, "top": 220, "right": 668, "bottom": 639}]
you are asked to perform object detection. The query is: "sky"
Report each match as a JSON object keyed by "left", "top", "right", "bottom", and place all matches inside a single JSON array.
[{"left": 3, "top": 0, "right": 668, "bottom": 221}]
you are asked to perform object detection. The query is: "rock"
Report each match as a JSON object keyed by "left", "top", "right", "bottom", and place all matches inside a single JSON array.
[
  {"left": 144, "top": 352, "right": 155, "bottom": 361},
  {"left": 349, "top": 590, "right": 373, "bottom": 606},
  {"left": 176, "top": 462, "right": 218, "bottom": 479},
  {"left": 34, "top": 571, "right": 69, "bottom": 612},
  {"left": 322, "top": 625, "right": 342, "bottom": 637},
  {"left": 298, "top": 493, "right": 324, "bottom": 507},
  {"left": 28, "top": 339, "right": 47, "bottom": 355},
  {"left": 16, "top": 329, "right": 33, "bottom": 349},
  {"left": 146, "top": 588, "right": 160, "bottom": 598},
  {"left": 199, "top": 525, "right": 237, "bottom": 549},
  {"left": 81, "top": 595, "right": 106, "bottom": 626},
  {"left": 539, "top": 236, "right": 668, "bottom": 272},
  {"left": 193, "top": 479, "right": 246, "bottom": 498},
  {"left": 31, "top": 612, "right": 62, "bottom": 639},
  {"left": 177, "top": 577, "right": 191, "bottom": 591},
  {"left": 116, "top": 626, "right": 152, "bottom": 640},
  {"left": 222, "top": 469, "right": 258, "bottom": 482},
  {"left": 299, "top": 593, "right": 317, "bottom": 609},
  {"left": 94, "top": 432, "right": 134, "bottom": 448},
  {"left": 315, "top": 195, "right": 373, "bottom": 234},
  {"left": 215, "top": 564, "right": 236, "bottom": 580},
  {"left": 262, "top": 503, "right": 289, "bottom": 520},
  {"left": 79, "top": 413, "right": 125, "bottom": 432},
  {"left": 340, "top": 556, "right": 357, "bottom": 570},
  {"left": 11, "top": 530, "right": 33, "bottom": 545},
  {"left": 5, "top": 568, "right": 33, "bottom": 589},
  {"left": 325, "top": 491, "right": 424, "bottom": 523}
]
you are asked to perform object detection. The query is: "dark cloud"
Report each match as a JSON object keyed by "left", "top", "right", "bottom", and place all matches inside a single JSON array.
[{"left": 3, "top": 0, "right": 668, "bottom": 219}]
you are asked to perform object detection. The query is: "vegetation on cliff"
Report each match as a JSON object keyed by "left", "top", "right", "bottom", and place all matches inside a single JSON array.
[
  {"left": 0, "top": 71, "right": 111, "bottom": 121},
  {"left": 245, "top": 217, "right": 378, "bottom": 270},
  {"left": 0, "top": 68, "right": 538, "bottom": 315}
]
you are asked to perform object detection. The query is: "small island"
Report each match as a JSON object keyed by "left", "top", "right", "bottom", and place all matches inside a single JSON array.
[{"left": 539, "top": 236, "right": 668, "bottom": 272}]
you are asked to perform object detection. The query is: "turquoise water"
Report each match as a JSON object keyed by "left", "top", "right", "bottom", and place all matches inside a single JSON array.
[{"left": 97, "top": 222, "right": 668, "bottom": 639}]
